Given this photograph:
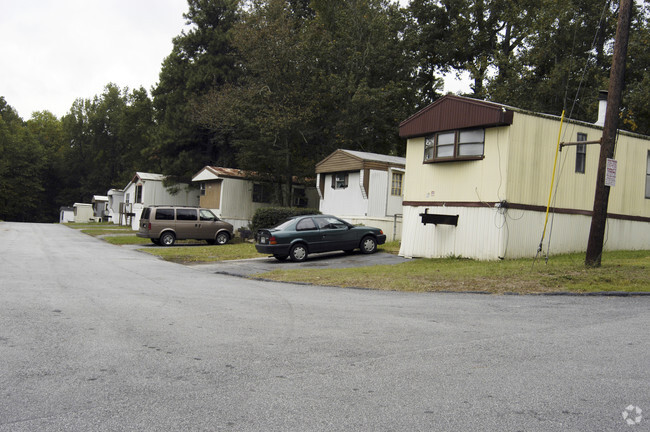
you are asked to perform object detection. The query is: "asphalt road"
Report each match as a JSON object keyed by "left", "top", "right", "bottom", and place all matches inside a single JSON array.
[{"left": 1, "top": 222, "right": 648, "bottom": 431}]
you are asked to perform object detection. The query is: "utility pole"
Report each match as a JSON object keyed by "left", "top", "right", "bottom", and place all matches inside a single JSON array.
[{"left": 585, "top": 0, "right": 633, "bottom": 267}]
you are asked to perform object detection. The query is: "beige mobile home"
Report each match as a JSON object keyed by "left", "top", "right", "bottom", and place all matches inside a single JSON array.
[
  {"left": 398, "top": 95, "right": 650, "bottom": 260},
  {"left": 316, "top": 149, "right": 405, "bottom": 241},
  {"left": 72, "top": 203, "right": 94, "bottom": 223},
  {"left": 192, "top": 166, "right": 318, "bottom": 231}
]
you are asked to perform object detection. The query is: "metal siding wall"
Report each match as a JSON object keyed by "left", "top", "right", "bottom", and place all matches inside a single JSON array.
[
  {"left": 399, "top": 206, "right": 503, "bottom": 260},
  {"left": 319, "top": 172, "right": 367, "bottom": 216},
  {"left": 507, "top": 113, "right": 650, "bottom": 218},
  {"left": 401, "top": 205, "right": 650, "bottom": 260},
  {"left": 367, "top": 170, "right": 387, "bottom": 217},
  {"left": 403, "top": 128, "right": 509, "bottom": 203}
]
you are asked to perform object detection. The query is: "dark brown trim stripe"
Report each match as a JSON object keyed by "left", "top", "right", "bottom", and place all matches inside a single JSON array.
[{"left": 402, "top": 201, "right": 650, "bottom": 223}]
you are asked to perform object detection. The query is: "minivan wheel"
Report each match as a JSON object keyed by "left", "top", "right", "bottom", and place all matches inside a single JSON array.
[
  {"left": 289, "top": 244, "right": 308, "bottom": 262},
  {"left": 216, "top": 232, "right": 230, "bottom": 245},
  {"left": 160, "top": 232, "right": 176, "bottom": 246},
  {"left": 360, "top": 236, "right": 377, "bottom": 254}
]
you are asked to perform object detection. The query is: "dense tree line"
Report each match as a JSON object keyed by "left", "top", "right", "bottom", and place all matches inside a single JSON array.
[{"left": 1, "top": 0, "right": 649, "bottom": 222}]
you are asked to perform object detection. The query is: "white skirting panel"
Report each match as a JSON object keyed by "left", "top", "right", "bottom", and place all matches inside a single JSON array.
[
  {"left": 400, "top": 205, "right": 650, "bottom": 260},
  {"left": 342, "top": 216, "right": 403, "bottom": 241}
]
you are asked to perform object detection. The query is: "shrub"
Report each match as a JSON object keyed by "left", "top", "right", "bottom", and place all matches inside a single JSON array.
[{"left": 251, "top": 207, "right": 320, "bottom": 233}]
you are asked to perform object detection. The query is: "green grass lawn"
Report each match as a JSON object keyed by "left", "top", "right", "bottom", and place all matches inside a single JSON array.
[
  {"left": 256, "top": 250, "right": 650, "bottom": 294},
  {"left": 141, "top": 241, "right": 259, "bottom": 263}
]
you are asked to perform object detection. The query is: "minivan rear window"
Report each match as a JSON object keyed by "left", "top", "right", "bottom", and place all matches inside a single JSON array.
[
  {"left": 176, "top": 208, "right": 197, "bottom": 221},
  {"left": 141, "top": 208, "right": 151, "bottom": 219},
  {"left": 155, "top": 208, "right": 174, "bottom": 220}
]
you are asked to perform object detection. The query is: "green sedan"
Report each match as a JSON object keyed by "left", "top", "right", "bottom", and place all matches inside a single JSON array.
[{"left": 255, "top": 214, "right": 387, "bottom": 262}]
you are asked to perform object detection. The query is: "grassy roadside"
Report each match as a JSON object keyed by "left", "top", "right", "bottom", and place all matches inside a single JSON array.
[
  {"left": 65, "top": 223, "right": 649, "bottom": 294},
  {"left": 256, "top": 250, "right": 650, "bottom": 294}
]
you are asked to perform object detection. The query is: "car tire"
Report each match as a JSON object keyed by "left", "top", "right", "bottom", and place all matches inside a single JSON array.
[
  {"left": 160, "top": 231, "right": 176, "bottom": 246},
  {"left": 274, "top": 254, "right": 288, "bottom": 261},
  {"left": 360, "top": 236, "right": 377, "bottom": 254},
  {"left": 216, "top": 232, "right": 230, "bottom": 245},
  {"left": 289, "top": 244, "right": 308, "bottom": 262}
]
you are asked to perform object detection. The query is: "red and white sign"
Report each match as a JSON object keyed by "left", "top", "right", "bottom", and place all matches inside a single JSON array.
[{"left": 605, "top": 158, "right": 617, "bottom": 187}]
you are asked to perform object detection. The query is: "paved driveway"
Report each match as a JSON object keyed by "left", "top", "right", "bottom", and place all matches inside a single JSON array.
[
  {"left": 190, "top": 250, "right": 409, "bottom": 277},
  {"left": 1, "top": 222, "right": 649, "bottom": 431}
]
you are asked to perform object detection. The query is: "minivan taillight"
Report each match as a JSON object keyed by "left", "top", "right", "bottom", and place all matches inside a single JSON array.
[{"left": 148, "top": 223, "right": 151, "bottom": 230}]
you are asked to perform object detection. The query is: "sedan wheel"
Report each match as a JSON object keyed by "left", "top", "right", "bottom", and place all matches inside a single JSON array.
[
  {"left": 360, "top": 236, "right": 377, "bottom": 254},
  {"left": 160, "top": 232, "right": 176, "bottom": 246},
  {"left": 289, "top": 244, "right": 308, "bottom": 262},
  {"left": 216, "top": 232, "right": 230, "bottom": 245}
]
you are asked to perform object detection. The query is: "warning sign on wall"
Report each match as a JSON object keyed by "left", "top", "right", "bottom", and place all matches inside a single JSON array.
[{"left": 605, "top": 158, "right": 617, "bottom": 187}]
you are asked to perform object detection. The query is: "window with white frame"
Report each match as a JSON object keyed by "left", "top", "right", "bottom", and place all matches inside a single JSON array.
[
  {"left": 576, "top": 133, "right": 587, "bottom": 174},
  {"left": 391, "top": 172, "right": 403, "bottom": 196},
  {"left": 135, "top": 185, "right": 143, "bottom": 203},
  {"left": 424, "top": 128, "right": 485, "bottom": 162},
  {"left": 199, "top": 182, "right": 206, "bottom": 196}
]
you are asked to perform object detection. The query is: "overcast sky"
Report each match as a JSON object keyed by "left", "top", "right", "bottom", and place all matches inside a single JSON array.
[
  {"left": 0, "top": 0, "right": 189, "bottom": 119},
  {"left": 1, "top": 0, "right": 469, "bottom": 120}
]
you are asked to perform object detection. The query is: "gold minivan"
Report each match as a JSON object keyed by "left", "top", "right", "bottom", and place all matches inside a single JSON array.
[{"left": 137, "top": 206, "right": 234, "bottom": 246}]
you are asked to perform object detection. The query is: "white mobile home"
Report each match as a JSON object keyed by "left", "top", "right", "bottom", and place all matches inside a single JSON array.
[
  {"left": 315, "top": 149, "right": 406, "bottom": 241},
  {"left": 92, "top": 195, "right": 108, "bottom": 222},
  {"left": 398, "top": 95, "right": 650, "bottom": 260},
  {"left": 122, "top": 172, "right": 199, "bottom": 230},
  {"left": 59, "top": 206, "right": 74, "bottom": 223},
  {"left": 106, "top": 189, "right": 124, "bottom": 224}
]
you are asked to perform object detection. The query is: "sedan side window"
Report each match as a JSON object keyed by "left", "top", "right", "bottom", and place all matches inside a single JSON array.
[
  {"left": 315, "top": 216, "right": 347, "bottom": 230},
  {"left": 296, "top": 217, "right": 317, "bottom": 231}
]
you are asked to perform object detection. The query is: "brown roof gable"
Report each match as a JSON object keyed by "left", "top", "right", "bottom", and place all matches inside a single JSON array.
[
  {"left": 399, "top": 95, "right": 514, "bottom": 139},
  {"left": 315, "top": 149, "right": 405, "bottom": 174}
]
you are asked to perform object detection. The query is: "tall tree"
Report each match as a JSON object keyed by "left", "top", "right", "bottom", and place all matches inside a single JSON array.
[
  {"left": 60, "top": 84, "right": 155, "bottom": 204},
  {"left": 151, "top": 0, "right": 241, "bottom": 182},
  {"left": 26, "top": 110, "right": 66, "bottom": 221},
  {"left": 0, "top": 98, "right": 46, "bottom": 222},
  {"left": 487, "top": 0, "right": 617, "bottom": 121},
  {"left": 196, "top": 0, "right": 414, "bottom": 205}
]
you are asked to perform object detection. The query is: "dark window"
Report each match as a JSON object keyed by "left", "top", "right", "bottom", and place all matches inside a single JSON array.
[
  {"left": 176, "top": 209, "right": 197, "bottom": 221},
  {"left": 424, "top": 128, "right": 485, "bottom": 162},
  {"left": 135, "top": 185, "right": 143, "bottom": 203},
  {"left": 155, "top": 208, "right": 174, "bottom": 220},
  {"left": 646, "top": 151, "right": 650, "bottom": 199},
  {"left": 253, "top": 183, "right": 272, "bottom": 203},
  {"left": 576, "top": 133, "right": 587, "bottom": 174},
  {"left": 314, "top": 216, "right": 347, "bottom": 230},
  {"left": 296, "top": 217, "right": 317, "bottom": 231},
  {"left": 331, "top": 173, "right": 349, "bottom": 189},
  {"left": 199, "top": 182, "right": 206, "bottom": 196},
  {"left": 141, "top": 208, "right": 151, "bottom": 220}
]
